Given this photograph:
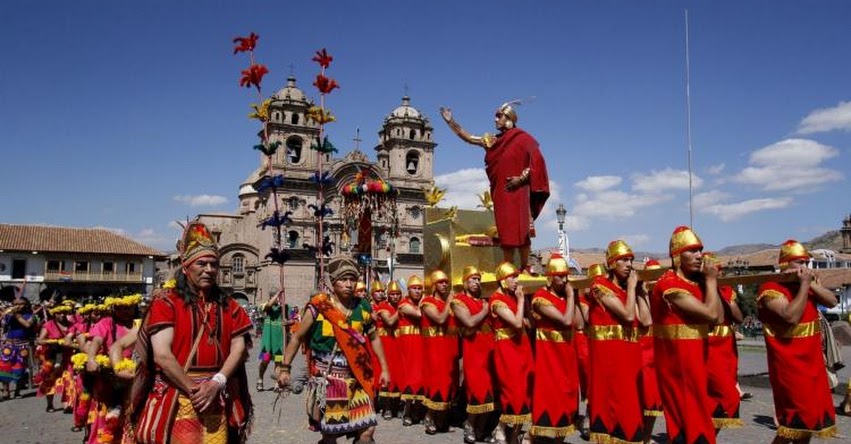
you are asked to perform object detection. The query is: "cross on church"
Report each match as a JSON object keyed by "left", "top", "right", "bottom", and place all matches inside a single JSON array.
[{"left": 288, "top": 63, "right": 295, "bottom": 76}]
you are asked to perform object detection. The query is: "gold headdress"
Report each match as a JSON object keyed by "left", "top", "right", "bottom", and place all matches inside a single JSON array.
[
  {"left": 779, "top": 239, "right": 809, "bottom": 269},
  {"left": 606, "top": 240, "right": 634, "bottom": 269},
  {"left": 371, "top": 280, "right": 385, "bottom": 294},
  {"left": 495, "top": 261, "right": 519, "bottom": 282},
  {"left": 386, "top": 280, "right": 402, "bottom": 295},
  {"left": 407, "top": 275, "right": 423, "bottom": 289},
  {"left": 586, "top": 263, "right": 607, "bottom": 278},
  {"left": 546, "top": 253, "right": 570, "bottom": 276},
  {"left": 462, "top": 265, "right": 481, "bottom": 282}
]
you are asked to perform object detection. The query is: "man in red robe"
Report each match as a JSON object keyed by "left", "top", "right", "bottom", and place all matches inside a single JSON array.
[
  {"left": 131, "top": 221, "right": 253, "bottom": 444},
  {"left": 440, "top": 102, "right": 550, "bottom": 272}
]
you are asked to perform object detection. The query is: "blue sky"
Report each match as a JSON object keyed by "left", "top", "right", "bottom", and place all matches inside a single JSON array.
[{"left": 2, "top": 1, "right": 850, "bottom": 255}]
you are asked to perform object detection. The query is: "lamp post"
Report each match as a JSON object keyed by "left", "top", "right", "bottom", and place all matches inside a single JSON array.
[{"left": 555, "top": 204, "right": 569, "bottom": 263}]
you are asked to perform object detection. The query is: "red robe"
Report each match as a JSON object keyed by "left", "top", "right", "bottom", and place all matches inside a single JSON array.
[
  {"left": 651, "top": 270, "right": 716, "bottom": 444},
  {"left": 490, "top": 290, "right": 533, "bottom": 425},
  {"left": 575, "top": 292, "right": 590, "bottom": 401},
  {"left": 530, "top": 288, "right": 578, "bottom": 439},
  {"left": 588, "top": 276, "right": 644, "bottom": 444},
  {"left": 706, "top": 286, "right": 742, "bottom": 428},
  {"left": 757, "top": 282, "right": 836, "bottom": 439},
  {"left": 450, "top": 293, "right": 496, "bottom": 414},
  {"left": 420, "top": 295, "right": 460, "bottom": 411},
  {"left": 484, "top": 128, "right": 549, "bottom": 247},
  {"left": 134, "top": 291, "right": 253, "bottom": 444},
  {"left": 638, "top": 327, "right": 663, "bottom": 417},
  {"left": 373, "top": 301, "right": 399, "bottom": 398},
  {"left": 396, "top": 297, "right": 424, "bottom": 401}
]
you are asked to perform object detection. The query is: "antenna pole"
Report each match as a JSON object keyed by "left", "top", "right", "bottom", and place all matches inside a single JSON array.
[{"left": 685, "top": 9, "right": 695, "bottom": 229}]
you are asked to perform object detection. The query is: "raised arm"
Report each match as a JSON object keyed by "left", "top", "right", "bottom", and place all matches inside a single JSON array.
[{"left": 440, "top": 107, "right": 492, "bottom": 149}]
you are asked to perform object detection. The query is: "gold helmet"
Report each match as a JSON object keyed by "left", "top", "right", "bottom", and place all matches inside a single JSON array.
[
  {"left": 355, "top": 281, "right": 366, "bottom": 292},
  {"left": 779, "top": 239, "right": 809, "bottom": 269},
  {"left": 546, "top": 253, "right": 570, "bottom": 276},
  {"left": 606, "top": 240, "right": 634, "bottom": 269},
  {"left": 497, "top": 101, "right": 518, "bottom": 124},
  {"left": 495, "top": 261, "right": 519, "bottom": 282},
  {"left": 462, "top": 265, "right": 481, "bottom": 282},
  {"left": 371, "top": 280, "right": 385, "bottom": 294},
  {"left": 430, "top": 270, "right": 450, "bottom": 285},
  {"left": 669, "top": 226, "right": 703, "bottom": 257},
  {"left": 407, "top": 275, "right": 423, "bottom": 289},
  {"left": 386, "top": 280, "right": 402, "bottom": 295},
  {"left": 644, "top": 258, "right": 662, "bottom": 270},
  {"left": 586, "top": 263, "right": 607, "bottom": 278}
]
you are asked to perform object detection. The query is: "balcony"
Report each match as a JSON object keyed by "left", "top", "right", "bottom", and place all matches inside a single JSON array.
[{"left": 43, "top": 271, "right": 144, "bottom": 283}]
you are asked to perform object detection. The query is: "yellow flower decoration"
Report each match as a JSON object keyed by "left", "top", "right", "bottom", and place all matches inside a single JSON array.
[
  {"left": 43, "top": 338, "right": 67, "bottom": 346},
  {"left": 163, "top": 279, "right": 177, "bottom": 289},
  {"left": 77, "top": 304, "right": 97, "bottom": 315},
  {"left": 71, "top": 353, "right": 89, "bottom": 371},
  {"left": 94, "top": 355, "right": 112, "bottom": 368},
  {"left": 104, "top": 294, "right": 143, "bottom": 308},
  {"left": 306, "top": 106, "right": 336, "bottom": 124},
  {"left": 249, "top": 98, "right": 272, "bottom": 122},
  {"left": 113, "top": 358, "right": 136, "bottom": 373},
  {"left": 49, "top": 305, "right": 72, "bottom": 315}
]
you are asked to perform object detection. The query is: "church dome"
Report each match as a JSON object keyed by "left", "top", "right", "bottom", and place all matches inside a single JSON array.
[
  {"left": 238, "top": 183, "right": 256, "bottom": 197},
  {"left": 389, "top": 96, "right": 421, "bottom": 119},
  {"left": 274, "top": 76, "right": 309, "bottom": 104}
]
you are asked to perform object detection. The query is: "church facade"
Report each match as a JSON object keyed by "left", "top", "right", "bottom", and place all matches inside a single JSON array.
[{"left": 193, "top": 77, "right": 435, "bottom": 307}]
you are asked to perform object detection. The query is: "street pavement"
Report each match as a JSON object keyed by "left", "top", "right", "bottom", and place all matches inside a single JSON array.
[{"left": 1, "top": 341, "right": 849, "bottom": 443}]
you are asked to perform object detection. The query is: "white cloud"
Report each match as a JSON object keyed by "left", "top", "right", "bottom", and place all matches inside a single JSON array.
[
  {"left": 173, "top": 194, "right": 229, "bottom": 207},
  {"left": 434, "top": 168, "right": 489, "bottom": 209},
  {"left": 632, "top": 168, "right": 702, "bottom": 193},
  {"left": 617, "top": 234, "right": 650, "bottom": 247},
  {"left": 701, "top": 197, "right": 793, "bottom": 222},
  {"left": 707, "top": 163, "right": 726, "bottom": 175},
  {"left": 796, "top": 100, "right": 851, "bottom": 134},
  {"left": 573, "top": 190, "right": 671, "bottom": 219},
  {"left": 735, "top": 139, "right": 842, "bottom": 191},
  {"left": 575, "top": 175, "right": 622, "bottom": 192},
  {"left": 693, "top": 190, "right": 730, "bottom": 207},
  {"left": 94, "top": 226, "right": 126, "bottom": 235}
]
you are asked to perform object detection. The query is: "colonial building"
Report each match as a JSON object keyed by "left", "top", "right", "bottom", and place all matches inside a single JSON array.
[
  {"left": 193, "top": 77, "right": 434, "bottom": 307},
  {"left": 0, "top": 224, "right": 165, "bottom": 301}
]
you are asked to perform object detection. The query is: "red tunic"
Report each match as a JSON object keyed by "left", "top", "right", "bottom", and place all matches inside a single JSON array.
[
  {"left": 588, "top": 276, "right": 644, "bottom": 444},
  {"left": 574, "top": 292, "right": 590, "bottom": 402},
  {"left": 373, "top": 301, "right": 399, "bottom": 398},
  {"left": 638, "top": 328, "right": 663, "bottom": 417},
  {"left": 450, "top": 293, "right": 496, "bottom": 414},
  {"left": 651, "top": 270, "right": 716, "bottom": 444},
  {"left": 396, "top": 297, "right": 424, "bottom": 401},
  {"left": 420, "top": 295, "right": 460, "bottom": 411},
  {"left": 490, "top": 290, "right": 533, "bottom": 425},
  {"left": 530, "top": 288, "right": 578, "bottom": 439},
  {"left": 706, "top": 286, "right": 742, "bottom": 428},
  {"left": 484, "top": 128, "right": 549, "bottom": 247},
  {"left": 757, "top": 282, "right": 836, "bottom": 439},
  {"left": 135, "top": 291, "right": 253, "bottom": 444}
]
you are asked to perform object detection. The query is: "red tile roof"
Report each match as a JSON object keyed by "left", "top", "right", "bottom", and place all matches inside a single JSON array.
[{"left": 0, "top": 224, "right": 165, "bottom": 257}]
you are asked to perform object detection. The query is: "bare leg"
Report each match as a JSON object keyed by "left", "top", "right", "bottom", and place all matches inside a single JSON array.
[
  {"left": 643, "top": 415, "right": 657, "bottom": 443},
  {"left": 355, "top": 425, "right": 377, "bottom": 443},
  {"left": 257, "top": 359, "right": 269, "bottom": 390},
  {"left": 502, "top": 247, "right": 516, "bottom": 266},
  {"left": 519, "top": 244, "right": 531, "bottom": 271}
]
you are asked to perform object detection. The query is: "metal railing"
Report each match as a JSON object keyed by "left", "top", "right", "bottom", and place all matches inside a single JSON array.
[{"left": 43, "top": 271, "right": 144, "bottom": 282}]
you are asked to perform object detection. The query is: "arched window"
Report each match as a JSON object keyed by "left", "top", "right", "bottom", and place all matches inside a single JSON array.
[
  {"left": 406, "top": 151, "right": 419, "bottom": 175},
  {"left": 287, "top": 230, "right": 300, "bottom": 249},
  {"left": 232, "top": 254, "right": 244, "bottom": 274},
  {"left": 288, "top": 196, "right": 300, "bottom": 211},
  {"left": 409, "top": 237, "right": 421, "bottom": 254},
  {"left": 292, "top": 113, "right": 300, "bottom": 125},
  {"left": 286, "top": 136, "right": 303, "bottom": 164}
]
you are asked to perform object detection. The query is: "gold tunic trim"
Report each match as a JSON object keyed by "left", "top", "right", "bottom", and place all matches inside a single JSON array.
[
  {"left": 495, "top": 327, "right": 519, "bottom": 341},
  {"left": 466, "top": 402, "right": 495, "bottom": 414},
  {"left": 652, "top": 323, "right": 709, "bottom": 340},
  {"left": 588, "top": 432, "right": 643, "bottom": 444},
  {"left": 777, "top": 424, "right": 836, "bottom": 439},
  {"left": 708, "top": 325, "right": 734, "bottom": 338},
  {"left": 396, "top": 325, "right": 421, "bottom": 336},
  {"left": 757, "top": 288, "right": 786, "bottom": 302},
  {"left": 587, "top": 324, "right": 638, "bottom": 342},
  {"left": 529, "top": 424, "right": 576, "bottom": 438},
  {"left": 763, "top": 320, "right": 820, "bottom": 338},
  {"left": 535, "top": 329, "right": 573, "bottom": 343},
  {"left": 499, "top": 412, "right": 531, "bottom": 426}
]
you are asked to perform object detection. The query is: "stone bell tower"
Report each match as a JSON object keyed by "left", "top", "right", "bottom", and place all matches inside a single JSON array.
[
  {"left": 841, "top": 213, "right": 851, "bottom": 254},
  {"left": 375, "top": 96, "right": 437, "bottom": 189}
]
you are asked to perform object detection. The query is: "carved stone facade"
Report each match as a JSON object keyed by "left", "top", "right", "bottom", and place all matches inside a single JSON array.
[
  {"left": 843, "top": 213, "right": 851, "bottom": 254},
  {"left": 194, "top": 77, "right": 435, "bottom": 307}
]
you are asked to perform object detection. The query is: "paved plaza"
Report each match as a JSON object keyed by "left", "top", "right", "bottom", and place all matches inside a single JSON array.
[{"left": 1, "top": 341, "right": 849, "bottom": 444}]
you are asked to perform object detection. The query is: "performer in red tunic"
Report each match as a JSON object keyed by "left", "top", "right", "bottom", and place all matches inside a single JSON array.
[
  {"left": 440, "top": 103, "right": 550, "bottom": 272},
  {"left": 131, "top": 221, "right": 253, "bottom": 444},
  {"left": 490, "top": 261, "right": 533, "bottom": 444},
  {"left": 369, "top": 280, "right": 394, "bottom": 418},
  {"left": 576, "top": 263, "right": 604, "bottom": 440},
  {"left": 701, "top": 252, "right": 744, "bottom": 431},
  {"left": 651, "top": 226, "right": 721, "bottom": 444},
  {"left": 397, "top": 275, "right": 425, "bottom": 426},
  {"left": 757, "top": 240, "right": 838, "bottom": 443},
  {"left": 587, "top": 240, "right": 645, "bottom": 444},
  {"left": 376, "top": 280, "right": 402, "bottom": 419},
  {"left": 420, "top": 270, "right": 460, "bottom": 435},
  {"left": 637, "top": 258, "right": 664, "bottom": 443},
  {"left": 530, "top": 253, "right": 579, "bottom": 441},
  {"left": 450, "top": 265, "right": 497, "bottom": 444}
]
